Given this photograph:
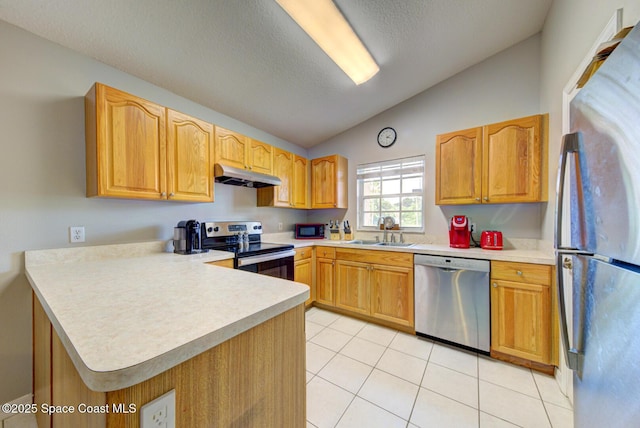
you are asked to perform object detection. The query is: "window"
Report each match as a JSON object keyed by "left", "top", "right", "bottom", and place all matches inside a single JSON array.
[{"left": 356, "top": 155, "right": 425, "bottom": 232}]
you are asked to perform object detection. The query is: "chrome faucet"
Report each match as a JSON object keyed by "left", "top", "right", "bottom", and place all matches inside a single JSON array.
[
  {"left": 399, "top": 231, "right": 404, "bottom": 243},
  {"left": 383, "top": 228, "right": 388, "bottom": 243},
  {"left": 390, "top": 232, "right": 396, "bottom": 243}
]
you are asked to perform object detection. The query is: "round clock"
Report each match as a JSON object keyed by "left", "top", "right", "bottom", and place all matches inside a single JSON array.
[{"left": 377, "top": 127, "right": 397, "bottom": 148}]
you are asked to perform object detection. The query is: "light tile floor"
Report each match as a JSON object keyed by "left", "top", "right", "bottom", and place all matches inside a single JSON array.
[{"left": 305, "top": 307, "right": 573, "bottom": 428}]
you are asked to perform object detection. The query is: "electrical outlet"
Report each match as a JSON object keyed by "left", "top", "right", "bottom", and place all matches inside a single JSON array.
[
  {"left": 69, "top": 226, "right": 85, "bottom": 243},
  {"left": 141, "top": 389, "right": 175, "bottom": 428},
  {"left": 278, "top": 222, "right": 283, "bottom": 231}
]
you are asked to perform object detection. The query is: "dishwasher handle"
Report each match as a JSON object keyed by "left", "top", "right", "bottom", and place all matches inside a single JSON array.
[{"left": 414, "top": 254, "right": 490, "bottom": 272}]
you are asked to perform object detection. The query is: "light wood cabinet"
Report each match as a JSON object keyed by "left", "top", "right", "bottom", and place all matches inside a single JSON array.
[
  {"left": 214, "top": 126, "right": 273, "bottom": 174},
  {"left": 315, "top": 247, "right": 336, "bottom": 306},
  {"left": 166, "top": 109, "right": 215, "bottom": 202},
  {"left": 85, "top": 83, "right": 214, "bottom": 202},
  {"left": 257, "top": 148, "right": 309, "bottom": 208},
  {"left": 335, "top": 249, "right": 414, "bottom": 329},
  {"left": 490, "top": 261, "right": 553, "bottom": 366},
  {"left": 435, "top": 114, "right": 547, "bottom": 205},
  {"left": 311, "top": 154, "right": 348, "bottom": 209},
  {"left": 294, "top": 247, "right": 314, "bottom": 306}
]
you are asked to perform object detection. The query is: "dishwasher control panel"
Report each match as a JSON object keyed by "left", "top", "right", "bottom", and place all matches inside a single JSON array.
[{"left": 414, "top": 254, "right": 490, "bottom": 271}]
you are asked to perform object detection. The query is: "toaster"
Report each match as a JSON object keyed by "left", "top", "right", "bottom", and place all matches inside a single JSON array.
[{"left": 480, "top": 230, "right": 503, "bottom": 250}]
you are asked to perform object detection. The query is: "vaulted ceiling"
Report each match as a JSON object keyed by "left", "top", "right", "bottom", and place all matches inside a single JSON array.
[{"left": 0, "top": 0, "right": 552, "bottom": 147}]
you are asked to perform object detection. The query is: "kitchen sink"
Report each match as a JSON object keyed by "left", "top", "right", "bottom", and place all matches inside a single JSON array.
[
  {"left": 345, "top": 240, "right": 415, "bottom": 248},
  {"left": 345, "top": 239, "right": 379, "bottom": 245},
  {"left": 376, "top": 242, "right": 415, "bottom": 247}
]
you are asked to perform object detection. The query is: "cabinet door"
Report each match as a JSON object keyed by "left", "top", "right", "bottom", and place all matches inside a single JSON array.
[
  {"left": 435, "top": 127, "right": 482, "bottom": 205},
  {"left": 95, "top": 84, "right": 166, "bottom": 199},
  {"left": 248, "top": 139, "right": 273, "bottom": 175},
  {"left": 272, "top": 148, "right": 293, "bottom": 207},
  {"left": 483, "top": 115, "right": 543, "bottom": 203},
  {"left": 214, "top": 126, "right": 248, "bottom": 169},
  {"left": 315, "top": 257, "right": 335, "bottom": 306},
  {"left": 292, "top": 155, "right": 309, "bottom": 208},
  {"left": 295, "top": 258, "right": 313, "bottom": 306},
  {"left": 491, "top": 279, "right": 551, "bottom": 363},
  {"left": 311, "top": 155, "right": 347, "bottom": 208},
  {"left": 166, "top": 109, "right": 214, "bottom": 202},
  {"left": 335, "top": 260, "right": 370, "bottom": 316},
  {"left": 370, "top": 265, "right": 414, "bottom": 328}
]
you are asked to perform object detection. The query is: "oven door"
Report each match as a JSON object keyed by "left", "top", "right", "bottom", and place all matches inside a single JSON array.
[{"left": 236, "top": 250, "right": 296, "bottom": 281}]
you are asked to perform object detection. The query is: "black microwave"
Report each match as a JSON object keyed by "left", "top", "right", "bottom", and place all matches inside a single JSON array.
[{"left": 295, "top": 223, "right": 325, "bottom": 239}]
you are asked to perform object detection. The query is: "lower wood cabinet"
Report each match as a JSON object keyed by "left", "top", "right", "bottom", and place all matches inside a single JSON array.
[
  {"left": 333, "top": 248, "right": 414, "bottom": 329},
  {"left": 490, "top": 261, "right": 555, "bottom": 367},
  {"left": 294, "top": 247, "right": 314, "bottom": 306},
  {"left": 315, "top": 247, "right": 336, "bottom": 306}
]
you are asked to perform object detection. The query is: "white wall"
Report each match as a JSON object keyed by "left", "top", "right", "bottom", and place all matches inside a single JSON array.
[
  {"left": 307, "top": 34, "right": 545, "bottom": 240},
  {"left": 539, "top": 0, "right": 640, "bottom": 242},
  {"left": 0, "top": 20, "right": 308, "bottom": 404}
]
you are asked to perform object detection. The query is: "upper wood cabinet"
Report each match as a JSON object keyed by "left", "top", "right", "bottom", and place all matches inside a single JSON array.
[
  {"left": 166, "top": 109, "right": 215, "bottom": 202},
  {"left": 85, "top": 83, "right": 214, "bottom": 202},
  {"left": 257, "top": 148, "right": 309, "bottom": 208},
  {"left": 435, "top": 114, "right": 548, "bottom": 205},
  {"left": 214, "top": 126, "right": 273, "bottom": 175},
  {"left": 311, "top": 154, "right": 348, "bottom": 209}
]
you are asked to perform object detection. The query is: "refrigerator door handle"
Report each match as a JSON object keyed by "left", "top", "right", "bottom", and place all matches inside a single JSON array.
[
  {"left": 554, "top": 132, "right": 580, "bottom": 251},
  {"left": 556, "top": 251, "right": 587, "bottom": 372}
]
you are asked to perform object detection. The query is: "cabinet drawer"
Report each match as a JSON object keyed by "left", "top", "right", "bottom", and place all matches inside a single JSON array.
[
  {"left": 491, "top": 261, "right": 551, "bottom": 285},
  {"left": 295, "top": 247, "right": 312, "bottom": 261},
  {"left": 336, "top": 248, "right": 413, "bottom": 268},
  {"left": 316, "top": 247, "right": 336, "bottom": 259}
]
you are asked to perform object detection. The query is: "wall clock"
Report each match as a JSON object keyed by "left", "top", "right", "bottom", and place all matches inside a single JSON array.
[{"left": 377, "top": 127, "right": 397, "bottom": 148}]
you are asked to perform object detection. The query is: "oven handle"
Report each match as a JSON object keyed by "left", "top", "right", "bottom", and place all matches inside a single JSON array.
[{"left": 236, "top": 250, "right": 296, "bottom": 267}]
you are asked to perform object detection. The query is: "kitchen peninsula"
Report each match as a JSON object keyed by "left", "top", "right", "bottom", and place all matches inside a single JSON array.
[{"left": 25, "top": 241, "right": 309, "bottom": 427}]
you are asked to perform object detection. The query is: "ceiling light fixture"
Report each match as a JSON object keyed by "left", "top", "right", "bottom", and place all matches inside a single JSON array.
[{"left": 275, "top": 0, "right": 379, "bottom": 85}]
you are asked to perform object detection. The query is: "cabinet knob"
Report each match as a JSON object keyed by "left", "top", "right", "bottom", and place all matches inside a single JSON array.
[
  {"left": 475, "top": 197, "right": 481, "bottom": 201},
  {"left": 492, "top": 282, "right": 498, "bottom": 288},
  {"left": 160, "top": 192, "right": 166, "bottom": 197},
  {"left": 333, "top": 204, "right": 337, "bottom": 207},
  {"left": 483, "top": 197, "right": 489, "bottom": 201},
  {"left": 516, "top": 270, "right": 523, "bottom": 276},
  {"left": 169, "top": 192, "right": 175, "bottom": 197}
]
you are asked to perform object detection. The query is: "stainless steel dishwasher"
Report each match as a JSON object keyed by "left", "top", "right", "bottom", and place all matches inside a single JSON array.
[{"left": 414, "top": 255, "right": 490, "bottom": 353}]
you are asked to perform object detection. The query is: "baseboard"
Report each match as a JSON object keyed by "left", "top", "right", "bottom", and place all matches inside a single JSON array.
[{"left": 0, "top": 394, "right": 33, "bottom": 421}]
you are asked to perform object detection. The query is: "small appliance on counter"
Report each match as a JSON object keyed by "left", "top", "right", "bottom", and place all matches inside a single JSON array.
[
  {"left": 329, "top": 220, "right": 341, "bottom": 240},
  {"left": 173, "top": 220, "right": 206, "bottom": 254},
  {"left": 294, "top": 223, "right": 325, "bottom": 239},
  {"left": 480, "top": 230, "right": 503, "bottom": 250},
  {"left": 449, "top": 215, "right": 470, "bottom": 248}
]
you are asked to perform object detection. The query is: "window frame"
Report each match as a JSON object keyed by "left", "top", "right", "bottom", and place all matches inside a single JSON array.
[{"left": 356, "top": 155, "right": 426, "bottom": 233}]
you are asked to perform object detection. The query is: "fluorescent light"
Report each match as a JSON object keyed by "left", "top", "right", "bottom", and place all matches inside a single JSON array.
[{"left": 276, "top": 0, "right": 379, "bottom": 85}]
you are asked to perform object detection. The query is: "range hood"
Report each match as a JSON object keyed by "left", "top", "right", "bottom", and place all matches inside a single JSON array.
[{"left": 214, "top": 163, "right": 281, "bottom": 188}]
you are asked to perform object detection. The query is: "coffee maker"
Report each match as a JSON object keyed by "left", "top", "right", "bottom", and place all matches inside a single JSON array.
[
  {"left": 449, "top": 215, "right": 470, "bottom": 248},
  {"left": 173, "top": 220, "right": 205, "bottom": 254}
]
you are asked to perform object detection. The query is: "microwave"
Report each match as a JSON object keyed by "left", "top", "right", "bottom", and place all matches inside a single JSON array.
[{"left": 295, "top": 223, "right": 325, "bottom": 239}]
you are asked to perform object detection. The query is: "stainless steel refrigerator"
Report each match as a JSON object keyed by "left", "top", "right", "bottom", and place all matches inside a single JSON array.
[{"left": 555, "top": 22, "right": 640, "bottom": 428}]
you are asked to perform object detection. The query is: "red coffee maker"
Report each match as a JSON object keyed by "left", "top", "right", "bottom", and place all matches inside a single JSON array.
[{"left": 449, "top": 215, "right": 470, "bottom": 248}]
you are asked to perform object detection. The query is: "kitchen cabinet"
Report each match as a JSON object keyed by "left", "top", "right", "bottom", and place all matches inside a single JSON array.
[
  {"left": 490, "top": 261, "right": 554, "bottom": 367},
  {"left": 311, "top": 154, "right": 348, "bottom": 209},
  {"left": 85, "top": 83, "right": 214, "bottom": 202},
  {"left": 214, "top": 126, "right": 273, "bottom": 175},
  {"left": 335, "top": 248, "right": 414, "bottom": 329},
  {"left": 257, "top": 148, "right": 309, "bottom": 208},
  {"left": 166, "top": 109, "right": 215, "bottom": 202},
  {"left": 315, "top": 247, "right": 336, "bottom": 306},
  {"left": 294, "top": 247, "right": 314, "bottom": 306},
  {"left": 435, "top": 114, "right": 547, "bottom": 205}
]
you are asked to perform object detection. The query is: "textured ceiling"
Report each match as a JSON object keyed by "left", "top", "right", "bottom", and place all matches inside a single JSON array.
[{"left": 0, "top": 0, "right": 552, "bottom": 147}]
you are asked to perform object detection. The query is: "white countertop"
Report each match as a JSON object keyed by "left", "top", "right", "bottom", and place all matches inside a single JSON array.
[
  {"left": 266, "top": 236, "right": 555, "bottom": 265},
  {"left": 25, "top": 241, "right": 309, "bottom": 392}
]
